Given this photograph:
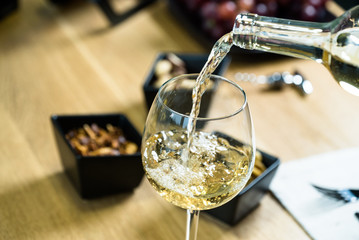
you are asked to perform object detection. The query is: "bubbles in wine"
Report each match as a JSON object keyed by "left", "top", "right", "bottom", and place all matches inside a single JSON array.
[{"left": 143, "top": 130, "right": 250, "bottom": 210}]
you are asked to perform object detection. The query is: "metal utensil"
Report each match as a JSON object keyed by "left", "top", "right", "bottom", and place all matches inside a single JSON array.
[
  {"left": 234, "top": 71, "right": 313, "bottom": 96},
  {"left": 312, "top": 184, "right": 359, "bottom": 203}
]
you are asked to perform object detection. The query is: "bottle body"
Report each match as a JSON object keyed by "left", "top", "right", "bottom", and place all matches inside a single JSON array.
[{"left": 232, "top": 6, "right": 359, "bottom": 95}]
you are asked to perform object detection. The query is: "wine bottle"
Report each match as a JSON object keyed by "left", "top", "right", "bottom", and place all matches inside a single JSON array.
[{"left": 232, "top": 5, "right": 359, "bottom": 96}]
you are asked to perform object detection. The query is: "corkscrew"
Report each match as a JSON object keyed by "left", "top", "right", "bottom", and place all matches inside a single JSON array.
[{"left": 234, "top": 71, "right": 313, "bottom": 96}]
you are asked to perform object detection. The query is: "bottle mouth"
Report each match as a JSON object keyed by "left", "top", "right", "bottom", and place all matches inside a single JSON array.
[{"left": 232, "top": 13, "right": 258, "bottom": 50}]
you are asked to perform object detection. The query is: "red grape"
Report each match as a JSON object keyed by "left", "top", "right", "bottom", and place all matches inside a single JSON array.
[
  {"left": 254, "top": 3, "right": 269, "bottom": 15},
  {"left": 218, "top": 1, "right": 238, "bottom": 21},
  {"left": 200, "top": 2, "right": 219, "bottom": 20},
  {"left": 237, "top": 0, "right": 255, "bottom": 12},
  {"left": 266, "top": 1, "right": 278, "bottom": 16},
  {"left": 177, "top": 0, "right": 331, "bottom": 41},
  {"left": 307, "top": 0, "right": 325, "bottom": 8},
  {"left": 301, "top": 3, "right": 318, "bottom": 21}
]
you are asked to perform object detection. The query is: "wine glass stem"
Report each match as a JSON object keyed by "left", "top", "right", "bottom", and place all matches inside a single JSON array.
[{"left": 186, "top": 209, "right": 200, "bottom": 240}]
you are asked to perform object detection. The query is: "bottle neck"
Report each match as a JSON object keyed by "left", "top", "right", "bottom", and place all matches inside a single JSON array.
[{"left": 232, "top": 14, "right": 330, "bottom": 61}]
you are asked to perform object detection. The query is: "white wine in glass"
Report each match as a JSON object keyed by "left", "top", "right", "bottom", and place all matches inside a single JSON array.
[{"left": 142, "top": 74, "right": 255, "bottom": 240}]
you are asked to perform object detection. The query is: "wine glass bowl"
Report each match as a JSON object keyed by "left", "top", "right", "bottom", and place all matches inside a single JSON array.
[{"left": 141, "top": 74, "right": 255, "bottom": 239}]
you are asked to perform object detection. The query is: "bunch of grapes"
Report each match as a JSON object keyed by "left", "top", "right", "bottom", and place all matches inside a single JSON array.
[{"left": 175, "top": 0, "right": 330, "bottom": 40}]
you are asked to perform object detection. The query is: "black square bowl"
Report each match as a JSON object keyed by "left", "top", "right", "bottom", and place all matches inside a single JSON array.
[
  {"left": 0, "top": 0, "right": 18, "bottom": 20},
  {"left": 143, "top": 52, "right": 231, "bottom": 110},
  {"left": 51, "top": 113, "right": 144, "bottom": 199},
  {"left": 205, "top": 134, "right": 280, "bottom": 225}
]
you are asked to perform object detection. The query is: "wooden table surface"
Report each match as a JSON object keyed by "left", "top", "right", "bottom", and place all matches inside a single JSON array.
[{"left": 1, "top": 1, "right": 358, "bottom": 239}]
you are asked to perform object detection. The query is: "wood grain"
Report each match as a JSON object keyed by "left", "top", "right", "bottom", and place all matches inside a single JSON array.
[{"left": 1, "top": 0, "right": 358, "bottom": 239}]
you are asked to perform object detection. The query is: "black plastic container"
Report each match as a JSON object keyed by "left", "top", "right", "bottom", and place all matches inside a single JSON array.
[
  {"left": 205, "top": 134, "right": 280, "bottom": 225},
  {"left": 51, "top": 113, "right": 144, "bottom": 199},
  {"left": 0, "top": 0, "right": 18, "bottom": 20},
  {"left": 143, "top": 52, "right": 231, "bottom": 110}
]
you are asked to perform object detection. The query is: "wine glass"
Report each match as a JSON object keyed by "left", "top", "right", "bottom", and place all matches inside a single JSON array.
[{"left": 141, "top": 74, "right": 255, "bottom": 240}]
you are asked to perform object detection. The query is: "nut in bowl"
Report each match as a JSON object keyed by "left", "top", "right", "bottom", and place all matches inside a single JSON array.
[
  {"left": 143, "top": 52, "right": 231, "bottom": 110},
  {"left": 51, "top": 113, "right": 144, "bottom": 199},
  {"left": 65, "top": 123, "right": 138, "bottom": 157}
]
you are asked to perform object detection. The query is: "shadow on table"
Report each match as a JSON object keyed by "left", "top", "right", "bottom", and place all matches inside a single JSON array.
[
  {"left": 0, "top": 171, "right": 133, "bottom": 238},
  {"left": 0, "top": 170, "right": 230, "bottom": 239}
]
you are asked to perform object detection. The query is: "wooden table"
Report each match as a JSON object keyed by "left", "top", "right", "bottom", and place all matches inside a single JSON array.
[{"left": 1, "top": 1, "right": 358, "bottom": 239}]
